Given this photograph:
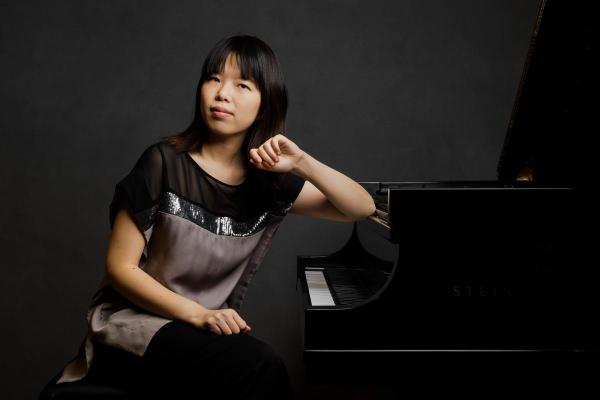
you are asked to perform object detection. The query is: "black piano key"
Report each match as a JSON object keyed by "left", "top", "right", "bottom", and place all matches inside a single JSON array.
[{"left": 324, "top": 267, "right": 390, "bottom": 306}]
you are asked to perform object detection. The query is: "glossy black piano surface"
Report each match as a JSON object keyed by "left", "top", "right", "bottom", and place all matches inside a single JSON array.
[
  {"left": 297, "top": 0, "right": 599, "bottom": 385},
  {"left": 298, "top": 182, "right": 597, "bottom": 383}
]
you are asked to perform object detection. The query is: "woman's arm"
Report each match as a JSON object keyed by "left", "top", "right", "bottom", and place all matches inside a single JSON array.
[
  {"left": 105, "top": 205, "right": 251, "bottom": 334},
  {"left": 105, "top": 206, "right": 206, "bottom": 324},
  {"left": 249, "top": 134, "right": 376, "bottom": 221},
  {"left": 289, "top": 152, "right": 376, "bottom": 221}
]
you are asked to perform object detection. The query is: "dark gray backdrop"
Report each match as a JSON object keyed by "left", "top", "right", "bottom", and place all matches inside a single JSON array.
[{"left": 0, "top": 1, "right": 540, "bottom": 398}]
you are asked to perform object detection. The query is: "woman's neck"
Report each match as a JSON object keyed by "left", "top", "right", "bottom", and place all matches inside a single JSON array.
[{"left": 199, "top": 131, "right": 246, "bottom": 168}]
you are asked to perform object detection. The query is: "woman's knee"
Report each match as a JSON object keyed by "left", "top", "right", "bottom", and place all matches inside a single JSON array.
[
  {"left": 143, "top": 325, "right": 288, "bottom": 380},
  {"left": 255, "top": 340, "right": 285, "bottom": 369},
  {"left": 235, "top": 336, "right": 284, "bottom": 367}
]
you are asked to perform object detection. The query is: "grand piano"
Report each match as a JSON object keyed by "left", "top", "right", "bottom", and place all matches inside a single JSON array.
[{"left": 297, "top": 0, "right": 598, "bottom": 386}]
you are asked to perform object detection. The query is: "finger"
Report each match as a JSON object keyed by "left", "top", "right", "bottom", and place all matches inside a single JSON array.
[
  {"left": 232, "top": 313, "right": 248, "bottom": 331},
  {"left": 264, "top": 140, "right": 279, "bottom": 162},
  {"left": 257, "top": 147, "right": 274, "bottom": 166},
  {"left": 248, "top": 157, "right": 265, "bottom": 170},
  {"left": 272, "top": 135, "right": 282, "bottom": 155},
  {"left": 210, "top": 323, "right": 222, "bottom": 335},
  {"left": 248, "top": 148, "right": 262, "bottom": 163},
  {"left": 218, "top": 318, "right": 233, "bottom": 335},
  {"left": 249, "top": 158, "right": 266, "bottom": 170},
  {"left": 207, "top": 316, "right": 222, "bottom": 335},
  {"left": 226, "top": 315, "right": 241, "bottom": 334}
]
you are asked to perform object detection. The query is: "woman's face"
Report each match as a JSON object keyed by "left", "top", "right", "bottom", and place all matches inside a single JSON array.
[{"left": 200, "top": 53, "right": 261, "bottom": 139}]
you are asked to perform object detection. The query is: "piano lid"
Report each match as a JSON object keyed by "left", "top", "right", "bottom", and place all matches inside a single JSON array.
[{"left": 497, "top": 0, "right": 598, "bottom": 189}]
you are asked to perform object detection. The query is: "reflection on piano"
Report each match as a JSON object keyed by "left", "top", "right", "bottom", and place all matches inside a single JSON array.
[{"left": 297, "top": 0, "right": 598, "bottom": 386}]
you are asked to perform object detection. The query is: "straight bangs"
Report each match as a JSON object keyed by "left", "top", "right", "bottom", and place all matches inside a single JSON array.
[{"left": 200, "top": 47, "right": 262, "bottom": 90}]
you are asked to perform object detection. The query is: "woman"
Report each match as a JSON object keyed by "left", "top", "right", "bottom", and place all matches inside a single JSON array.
[{"left": 44, "top": 34, "right": 375, "bottom": 399}]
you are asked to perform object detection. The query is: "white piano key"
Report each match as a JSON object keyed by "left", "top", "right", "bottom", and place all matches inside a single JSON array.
[{"left": 305, "top": 270, "right": 335, "bottom": 306}]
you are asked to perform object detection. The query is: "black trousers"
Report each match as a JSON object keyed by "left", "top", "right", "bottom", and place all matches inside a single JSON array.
[{"left": 67, "top": 320, "right": 294, "bottom": 399}]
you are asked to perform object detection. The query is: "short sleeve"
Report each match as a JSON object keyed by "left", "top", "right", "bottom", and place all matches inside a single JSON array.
[
  {"left": 272, "top": 172, "right": 306, "bottom": 215},
  {"left": 109, "top": 142, "right": 164, "bottom": 242}
]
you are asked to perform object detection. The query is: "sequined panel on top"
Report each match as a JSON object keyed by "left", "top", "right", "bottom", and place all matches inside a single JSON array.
[
  {"left": 272, "top": 200, "right": 293, "bottom": 217},
  {"left": 159, "top": 191, "right": 274, "bottom": 236},
  {"left": 135, "top": 203, "right": 160, "bottom": 232}
]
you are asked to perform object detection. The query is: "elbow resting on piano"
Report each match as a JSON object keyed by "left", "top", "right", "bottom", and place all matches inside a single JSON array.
[
  {"left": 348, "top": 198, "right": 377, "bottom": 221},
  {"left": 290, "top": 152, "right": 376, "bottom": 222},
  {"left": 290, "top": 192, "right": 375, "bottom": 222}
]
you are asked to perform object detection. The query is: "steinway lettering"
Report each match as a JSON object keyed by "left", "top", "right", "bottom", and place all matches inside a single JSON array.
[{"left": 450, "top": 284, "right": 514, "bottom": 297}]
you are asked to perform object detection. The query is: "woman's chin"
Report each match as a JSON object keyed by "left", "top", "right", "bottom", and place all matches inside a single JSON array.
[{"left": 206, "top": 127, "right": 248, "bottom": 138}]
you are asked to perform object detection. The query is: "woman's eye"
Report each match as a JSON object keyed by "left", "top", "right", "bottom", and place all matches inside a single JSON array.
[{"left": 239, "top": 84, "right": 250, "bottom": 90}]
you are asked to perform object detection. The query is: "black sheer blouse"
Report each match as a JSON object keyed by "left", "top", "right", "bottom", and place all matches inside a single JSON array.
[{"left": 56, "top": 139, "right": 305, "bottom": 384}]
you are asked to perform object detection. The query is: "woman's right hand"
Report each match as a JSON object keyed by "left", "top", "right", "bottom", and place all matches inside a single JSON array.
[{"left": 191, "top": 308, "right": 252, "bottom": 335}]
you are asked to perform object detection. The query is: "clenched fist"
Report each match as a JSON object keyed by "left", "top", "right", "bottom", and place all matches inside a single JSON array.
[{"left": 248, "top": 133, "right": 305, "bottom": 173}]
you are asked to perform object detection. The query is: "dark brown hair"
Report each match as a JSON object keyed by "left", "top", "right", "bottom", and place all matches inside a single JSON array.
[{"left": 161, "top": 34, "right": 289, "bottom": 194}]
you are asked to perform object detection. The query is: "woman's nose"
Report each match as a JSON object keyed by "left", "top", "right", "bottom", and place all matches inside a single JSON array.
[{"left": 216, "top": 84, "right": 232, "bottom": 101}]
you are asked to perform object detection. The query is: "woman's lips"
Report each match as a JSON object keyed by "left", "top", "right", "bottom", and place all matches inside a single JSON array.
[
  {"left": 211, "top": 111, "right": 232, "bottom": 118},
  {"left": 211, "top": 110, "right": 233, "bottom": 118}
]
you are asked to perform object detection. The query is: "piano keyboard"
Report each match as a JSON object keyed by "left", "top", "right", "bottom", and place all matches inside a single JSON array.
[{"left": 305, "top": 269, "right": 336, "bottom": 306}]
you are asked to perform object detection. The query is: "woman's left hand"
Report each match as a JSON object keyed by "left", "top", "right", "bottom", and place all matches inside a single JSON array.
[{"left": 248, "top": 133, "right": 304, "bottom": 173}]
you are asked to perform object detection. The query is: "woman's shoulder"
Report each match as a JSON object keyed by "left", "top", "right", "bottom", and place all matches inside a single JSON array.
[
  {"left": 138, "top": 139, "right": 180, "bottom": 165},
  {"left": 148, "top": 138, "right": 176, "bottom": 155}
]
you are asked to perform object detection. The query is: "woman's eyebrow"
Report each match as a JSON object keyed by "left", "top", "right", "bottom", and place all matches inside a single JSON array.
[
  {"left": 212, "top": 73, "right": 256, "bottom": 82},
  {"left": 236, "top": 76, "right": 258, "bottom": 84},
  {"left": 236, "top": 75, "right": 256, "bottom": 82}
]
